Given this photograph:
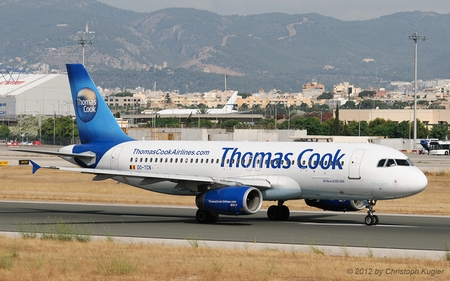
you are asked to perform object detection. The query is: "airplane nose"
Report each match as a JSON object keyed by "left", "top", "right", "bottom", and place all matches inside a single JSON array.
[{"left": 408, "top": 169, "right": 428, "bottom": 195}]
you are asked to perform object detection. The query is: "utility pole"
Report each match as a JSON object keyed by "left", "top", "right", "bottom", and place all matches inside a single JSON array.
[
  {"left": 408, "top": 32, "right": 427, "bottom": 151},
  {"left": 77, "top": 37, "right": 92, "bottom": 65}
]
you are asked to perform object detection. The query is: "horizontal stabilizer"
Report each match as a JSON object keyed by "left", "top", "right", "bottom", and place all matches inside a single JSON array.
[
  {"left": 12, "top": 149, "right": 96, "bottom": 159},
  {"left": 29, "top": 160, "right": 41, "bottom": 174}
]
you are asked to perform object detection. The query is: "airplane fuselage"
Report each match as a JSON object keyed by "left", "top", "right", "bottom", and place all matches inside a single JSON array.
[{"left": 62, "top": 140, "right": 426, "bottom": 202}]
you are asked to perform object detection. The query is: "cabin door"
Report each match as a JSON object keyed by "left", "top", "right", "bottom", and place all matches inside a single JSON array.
[
  {"left": 348, "top": 150, "right": 365, "bottom": 180},
  {"left": 110, "top": 146, "right": 124, "bottom": 170}
]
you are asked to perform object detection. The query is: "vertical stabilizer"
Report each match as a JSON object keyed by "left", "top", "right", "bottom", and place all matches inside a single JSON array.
[
  {"left": 66, "top": 64, "right": 133, "bottom": 144},
  {"left": 223, "top": 91, "right": 238, "bottom": 113}
]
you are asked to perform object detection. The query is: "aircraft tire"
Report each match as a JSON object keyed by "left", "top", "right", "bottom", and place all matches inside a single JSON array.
[
  {"left": 372, "top": 215, "right": 379, "bottom": 225},
  {"left": 364, "top": 215, "right": 374, "bottom": 226},
  {"left": 196, "top": 209, "right": 215, "bottom": 223},
  {"left": 211, "top": 213, "right": 219, "bottom": 223},
  {"left": 267, "top": 205, "right": 279, "bottom": 220},
  {"left": 279, "top": 205, "right": 290, "bottom": 221}
]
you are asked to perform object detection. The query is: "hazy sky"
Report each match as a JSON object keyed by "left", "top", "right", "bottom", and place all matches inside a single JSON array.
[{"left": 98, "top": 0, "right": 450, "bottom": 21}]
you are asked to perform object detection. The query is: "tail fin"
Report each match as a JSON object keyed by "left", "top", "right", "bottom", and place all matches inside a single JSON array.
[
  {"left": 66, "top": 64, "right": 133, "bottom": 144},
  {"left": 223, "top": 91, "right": 238, "bottom": 113}
]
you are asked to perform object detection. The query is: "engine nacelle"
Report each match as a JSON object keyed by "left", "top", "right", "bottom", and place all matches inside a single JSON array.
[
  {"left": 304, "top": 199, "right": 365, "bottom": 212},
  {"left": 196, "top": 186, "right": 263, "bottom": 215}
]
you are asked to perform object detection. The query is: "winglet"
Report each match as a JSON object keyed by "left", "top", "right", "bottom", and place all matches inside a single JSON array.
[{"left": 30, "top": 160, "right": 41, "bottom": 174}]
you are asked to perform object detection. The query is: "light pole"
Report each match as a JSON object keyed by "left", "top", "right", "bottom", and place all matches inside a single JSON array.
[
  {"left": 77, "top": 37, "right": 92, "bottom": 65},
  {"left": 409, "top": 32, "right": 427, "bottom": 151},
  {"left": 358, "top": 102, "right": 361, "bottom": 136}
]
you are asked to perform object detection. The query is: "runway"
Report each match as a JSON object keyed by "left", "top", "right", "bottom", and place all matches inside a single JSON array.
[
  {"left": 1, "top": 201, "right": 449, "bottom": 252},
  {"left": 2, "top": 145, "right": 450, "bottom": 253}
]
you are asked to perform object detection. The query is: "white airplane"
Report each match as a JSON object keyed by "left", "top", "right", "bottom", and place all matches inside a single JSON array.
[
  {"left": 19, "top": 64, "right": 427, "bottom": 226},
  {"left": 156, "top": 91, "right": 238, "bottom": 115}
]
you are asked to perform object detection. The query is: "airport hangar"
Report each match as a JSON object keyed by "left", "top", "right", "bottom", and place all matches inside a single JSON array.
[{"left": 0, "top": 72, "right": 74, "bottom": 123}]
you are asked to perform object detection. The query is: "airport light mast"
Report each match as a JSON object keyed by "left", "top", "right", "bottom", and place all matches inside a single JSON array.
[
  {"left": 408, "top": 32, "right": 427, "bottom": 151},
  {"left": 77, "top": 37, "right": 92, "bottom": 65}
]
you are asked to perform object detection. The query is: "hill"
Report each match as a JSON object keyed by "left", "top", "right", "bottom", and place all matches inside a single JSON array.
[{"left": 0, "top": 0, "right": 448, "bottom": 92}]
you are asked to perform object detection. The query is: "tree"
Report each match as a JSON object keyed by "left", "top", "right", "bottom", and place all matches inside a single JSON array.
[
  {"left": 0, "top": 125, "right": 10, "bottom": 140},
  {"left": 239, "top": 103, "right": 249, "bottom": 111},
  {"left": 113, "top": 92, "right": 133, "bottom": 97},
  {"left": 358, "top": 90, "right": 376, "bottom": 98},
  {"left": 155, "top": 117, "right": 181, "bottom": 128},
  {"left": 254, "top": 118, "right": 276, "bottom": 129},
  {"left": 368, "top": 118, "right": 397, "bottom": 138},
  {"left": 221, "top": 119, "right": 240, "bottom": 130},
  {"left": 345, "top": 120, "right": 368, "bottom": 136},
  {"left": 41, "top": 116, "right": 78, "bottom": 138},
  {"left": 341, "top": 100, "right": 356, "bottom": 109},
  {"left": 396, "top": 120, "right": 412, "bottom": 139},
  {"left": 290, "top": 117, "right": 324, "bottom": 135},
  {"left": 316, "top": 92, "right": 333, "bottom": 100},
  {"left": 332, "top": 105, "right": 341, "bottom": 135},
  {"left": 430, "top": 124, "right": 448, "bottom": 140},
  {"left": 164, "top": 93, "right": 171, "bottom": 104}
]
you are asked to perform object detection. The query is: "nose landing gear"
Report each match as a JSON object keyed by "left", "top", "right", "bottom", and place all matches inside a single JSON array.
[{"left": 364, "top": 200, "right": 378, "bottom": 226}]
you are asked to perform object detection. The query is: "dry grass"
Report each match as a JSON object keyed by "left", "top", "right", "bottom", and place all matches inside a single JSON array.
[
  {"left": 0, "top": 166, "right": 449, "bottom": 215},
  {"left": 0, "top": 236, "right": 448, "bottom": 281},
  {"left": 0, "top": 166, "right": 450, "bottom": 280}
]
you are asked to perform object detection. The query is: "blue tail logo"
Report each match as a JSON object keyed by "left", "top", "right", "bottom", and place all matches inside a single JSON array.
[{"left": 76, "top": 88, "right": 98, "bottom": 122}]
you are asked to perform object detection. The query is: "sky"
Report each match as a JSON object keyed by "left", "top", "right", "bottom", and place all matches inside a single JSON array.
[{"left": 98, "top": 0, "right": 450, "bottom": 21}]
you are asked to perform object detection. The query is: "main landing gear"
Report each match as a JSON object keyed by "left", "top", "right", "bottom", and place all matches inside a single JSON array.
[
  {"left": 196, "top": 209, "right": 219, "bottom": 223},
  {"left": 364, "top": 200, "right": 379, "bottom": 226},
  {"left": 267, "top": 200, "right": 290, "bottom": 221}
]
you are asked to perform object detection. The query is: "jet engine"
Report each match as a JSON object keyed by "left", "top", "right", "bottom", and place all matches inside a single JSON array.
[
  {"left": 304, "top": 199, "right": 365, "bottom": 212},
  {"left": 196, "top": 186, "right": 263, "bottom": 215}
]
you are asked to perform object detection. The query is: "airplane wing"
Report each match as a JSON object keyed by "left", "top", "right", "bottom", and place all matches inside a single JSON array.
[{"left": 30, "top": 161, "right": 272, "bottom": 191}]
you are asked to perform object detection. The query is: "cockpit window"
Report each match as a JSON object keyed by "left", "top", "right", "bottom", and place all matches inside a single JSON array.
[
  {"left": 396, "top": 159, "right": 410, "bottom": 166},
  {"left": 377, "top": 158, "right": 412, "bottom": 167},
  {"left": 386, "top": 159, "right": 396, "bottom": 167}
]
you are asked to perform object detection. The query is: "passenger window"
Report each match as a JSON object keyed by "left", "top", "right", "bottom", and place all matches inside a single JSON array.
[
  {"left": 149, "top": 158, "right": 153, "bottom": 163},
  {"left": 165, "top": 158, "right": 168, "bottom": 163},
  {"left": 140, "top": 158, "right": 143, "bottom": 162},
  {"left": 196, "top": 159, "right": 199, "bottom": 163},
  {"left": 135, "top": 157, "right": 138, "bottom": 162},
  {"left": 130, "top": 158, "right": 133, "bottom": 162},
  {"left": 377, "top": 159, "right": 386, "bottom": 167}
]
